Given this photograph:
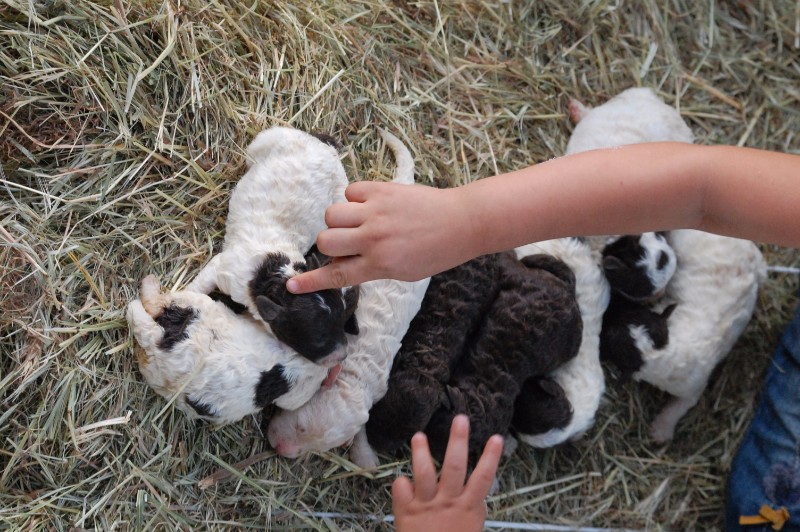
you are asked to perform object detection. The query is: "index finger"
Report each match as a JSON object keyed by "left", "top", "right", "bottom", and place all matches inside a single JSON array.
[{"left": 286, "top": 256, "right": 369, "bottom": 293}]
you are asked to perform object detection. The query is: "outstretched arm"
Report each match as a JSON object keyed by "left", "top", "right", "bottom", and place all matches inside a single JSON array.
[
  {"left": 288, "top": 143, "right": 800, "bottom": 293},
  {"left": 392, "top": 415, "right": 503, "bottom": 532}
]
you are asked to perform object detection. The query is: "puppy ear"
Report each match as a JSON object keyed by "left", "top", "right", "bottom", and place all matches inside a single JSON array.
[
  {"left": 343, "top": 286, "right": 360, "bottom": 335},
  {"left": 602, "top": 255, "right": 628, "bottom": 273},
  {"left": 256, "top": 295, "right": 285, "bottom": 323}
]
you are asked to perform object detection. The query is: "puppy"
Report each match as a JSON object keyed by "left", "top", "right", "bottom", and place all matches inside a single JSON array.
[
  {"left": 127, "top": 275, "right": 328, "bottom": 425},
  {"left": 188, "top": 127, "right": 358, "bottom": 367}
]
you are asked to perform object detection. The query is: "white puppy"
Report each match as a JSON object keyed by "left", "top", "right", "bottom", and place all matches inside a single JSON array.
[
  {"left": 568, "top": 87, "right": 766, "bottom": 441},
  {"left": 188, "top": 127, "right": 358, "bottom": 367},
  {"left": 127, "top": 275, "right": 328, "bottom": 425},
  {"left": 267, "top": 129, "right": 430, "bottom": 468}
]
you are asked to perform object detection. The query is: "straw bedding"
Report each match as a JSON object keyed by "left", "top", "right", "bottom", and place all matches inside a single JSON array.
[{"left": 1, "top": 1, "right": 798, "bottom": 529}]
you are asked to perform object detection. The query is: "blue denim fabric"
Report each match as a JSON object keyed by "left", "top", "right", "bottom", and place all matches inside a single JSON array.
[{"left": 726, "top": 301, "right": 800, "bottom": 531}]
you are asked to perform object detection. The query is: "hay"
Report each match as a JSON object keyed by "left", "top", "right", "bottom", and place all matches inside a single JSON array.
[{"left": 1, "top": 0, "right": 798, "bottom": 529}]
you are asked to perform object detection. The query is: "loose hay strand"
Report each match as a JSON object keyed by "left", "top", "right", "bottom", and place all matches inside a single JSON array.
[{"left": 1, "top": 0, "right": 798, "bottom": 530}]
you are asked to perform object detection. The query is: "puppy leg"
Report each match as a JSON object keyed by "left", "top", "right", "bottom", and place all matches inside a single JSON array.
[
  {"left": 186, "top": 254, "right": 223, "bottom": 294},
  {"left": 349, "top": 426, "right": 379, "bottom": 469},
  {"left": 650, "top": 394, "right": 700, "bottom": 443}
]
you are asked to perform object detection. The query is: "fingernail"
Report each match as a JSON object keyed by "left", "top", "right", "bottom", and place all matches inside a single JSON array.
[{"left": 286, "top": 279, "right": 299, "bottom": 293}]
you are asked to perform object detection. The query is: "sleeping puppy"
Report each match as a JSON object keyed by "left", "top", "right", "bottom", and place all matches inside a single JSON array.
[
  {"left": 187, "top": 127, "right": 358, "bottom": 368},
  {"left": 127, "top": 275, "right": 328, "bottom": 425}
]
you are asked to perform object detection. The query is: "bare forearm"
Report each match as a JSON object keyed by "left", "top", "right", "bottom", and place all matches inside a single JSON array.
[
  {"left": 289, "top": 142, "right": 799, "bottom": 293},
  {"left": 459, "top": 143, "right": 800, "bottom": 258}
]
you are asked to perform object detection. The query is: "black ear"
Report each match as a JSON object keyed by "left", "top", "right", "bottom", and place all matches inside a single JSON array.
[
  {"left": 255, "top": 295, "right": 284, "bottom": 323},
  {"left": 602, "top": 255, "right": 628, "bottom": 273},
  {"left": 343, "top": 286, "right": 360, "bottom": 335}
]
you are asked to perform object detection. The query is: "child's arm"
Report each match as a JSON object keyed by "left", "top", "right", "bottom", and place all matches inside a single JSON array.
[
  {"left": 288, "top": 143, "right": 800, "bottom": 293},
  {"left": 392, "top": 415, "right": 503, "bottom": 532}
]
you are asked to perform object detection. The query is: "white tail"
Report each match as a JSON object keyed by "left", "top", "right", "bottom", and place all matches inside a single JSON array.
[{"left": 377, "top": 128, "right": 415, "bottom": 185}]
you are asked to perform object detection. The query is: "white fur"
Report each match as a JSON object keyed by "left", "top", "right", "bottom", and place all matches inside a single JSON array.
[
  {"left": 567, "top": 87, "right": 765, "bottom": 441},
  {"left": 187, "top": 127, "right": 348, "bottom": 321},
  {"left": 565, "top": 87, "right": 694, "bottom": 155},
  {"left": 267, "top": 129, "right": 430, "bottom": 467},
  {"left": 635, "top": 229, "right": 766, "bottom": 442},
  {"left": 127, "top": 275, "right": 328, "bottom": 425},
  {"left": 566, "top": 87, "right": 692, "bottom": 269},
  {"left": 514, "top": 238, "right": 610, "bottom": 446},
  {"left": 635, "top": 232, "right": 677, "bottom": 296}
]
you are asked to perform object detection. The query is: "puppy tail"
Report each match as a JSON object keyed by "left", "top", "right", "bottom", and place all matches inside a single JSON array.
[{"left": 377, "top": 127, "right": 415, "bottom": 185}]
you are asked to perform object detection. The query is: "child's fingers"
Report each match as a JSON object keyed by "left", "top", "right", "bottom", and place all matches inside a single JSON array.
[
  {"left": 465, "top": 434, "right": 503, "bottom": 499},
  {"left": 344, "top": 180, "right": 381, "bottom": 202},
  {"left": 287, "top": 257, "right": 364, "bottom": 293},
  {"left": 325, "top": 202, "right": 367, "bottom": 229},
  {"left": 410, "top": 432, "right": 438, "bottom": 502},
  {"left": 438, "top": 415, "right": 470, "bottom": 497},
  {"left": 391, "top": 476, "right": 414, "bottom": 512},
  {"left": 316, "top": 228, "right": 365, "bottom": 258}
]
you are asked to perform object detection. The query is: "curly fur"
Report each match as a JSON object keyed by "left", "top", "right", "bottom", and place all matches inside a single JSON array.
[
  {"left": 511, "top": 237, "right": 609, "bottom": 447},
  {"left": 364, "top": 252, "right": 505, "bottom": 455},
  {"left": 423, "top": 252, "right": 583, "bottom": 463},
  {"left": 187, "top": 126, "right": 357, "bottom": 366},
  {"left": 266, "top": 129, "right": 430, "bottom": 468},
  {"left": 127, "top": 275, "right": 328, "bottom": 425}
]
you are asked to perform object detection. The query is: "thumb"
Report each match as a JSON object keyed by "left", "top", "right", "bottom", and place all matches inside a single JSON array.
[{"left": 286, "top": 261, "right": 354, "bottom": 293}]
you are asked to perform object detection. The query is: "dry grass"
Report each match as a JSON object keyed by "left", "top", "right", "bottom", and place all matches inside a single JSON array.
[{"left": 1, "top": 0, "right": 798, "bottom": 530}]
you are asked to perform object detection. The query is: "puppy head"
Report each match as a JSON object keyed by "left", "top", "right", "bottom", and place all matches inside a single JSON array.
[
  {"left": 267, "top": 388, "right": 369, "bottom": 458},
  {"left": 249, "top": 252, "right": 359, "bottom": 366},
  {"left": 128, "top": 275, "right": 278, "bottom": 425},
  {"left": 602, "top": 232, "right": 676, "bottom": 301}
]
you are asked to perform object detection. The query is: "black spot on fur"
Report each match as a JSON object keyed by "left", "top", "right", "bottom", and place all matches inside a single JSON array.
[
  {"left": 656, "top": 250, "right": 670, "bottom": 270},
  {"left": 308, "top": 132, "right": 341, "bottom": 150},
  {"left": 208, "top": 289, "right": 247, "bottom": 314},
  {"left": 600, "top": 295, "right": 675, "bottom": 379},
  {"left": 186, "top": 396, "right": 216, "bottom": 418},
  {"left": 254, "top": 365, "right": 290, "bottom": 408},
  {"left": 155, "top": 304, "right": 197, "bottom": 350}
]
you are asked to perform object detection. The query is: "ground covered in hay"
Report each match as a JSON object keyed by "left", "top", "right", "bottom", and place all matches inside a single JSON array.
[{"left": 1, "top": 1, "right": 798, "bottom": 530}]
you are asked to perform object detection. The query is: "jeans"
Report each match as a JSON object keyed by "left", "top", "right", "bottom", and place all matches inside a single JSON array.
[{"left": 726, "top": 300, "right": 800, "bottom": 531}]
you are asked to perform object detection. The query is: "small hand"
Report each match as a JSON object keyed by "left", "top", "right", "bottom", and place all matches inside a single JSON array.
[
  {"left": 287, "top": 182, "right": 479, "bottom": 293},
  {"left": 391, "top": 415, "right": 504, "bottom": 532}
]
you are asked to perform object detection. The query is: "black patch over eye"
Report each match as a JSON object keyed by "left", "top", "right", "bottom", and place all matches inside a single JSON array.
[
  {"left": 186, "top": 396, "right": 216, "bottom": 418},
  {"left": 155, "top": 304, "right": 198, "bottom": 350},
  {"left": 657, "top": 251, "right": 670, "bottom": 270},
  {"left": 254, "top": 364, "right": 290, "bottom": 408}
]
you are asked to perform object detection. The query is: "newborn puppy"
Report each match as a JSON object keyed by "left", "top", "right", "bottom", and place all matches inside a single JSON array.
[
  {"left": 423, "top": 252, "right": 583, "bottom": 464},
  {"left": 127, "top": 275, "right": 328, "bottom": 425},
  {"left": 511, "top": 237, "right": 609, "bottom": 448},
  {"left": 188, "top": 127, "right": 358, "bottom": 367},
  {"left": 266, "top": 128, "right": 430, "bottom": 468},
  {"left": 364, "top": 253, "right": 505, "bottom": 455}
]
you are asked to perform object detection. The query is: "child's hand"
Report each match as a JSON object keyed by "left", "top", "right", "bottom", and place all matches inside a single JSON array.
[
  {"left": 287, "top": 182, "right": 480, "bottom": 293},
  {"left": 392, "top": 415, "right": 504, "bottom": 532}
]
